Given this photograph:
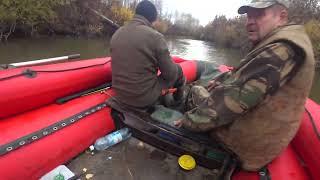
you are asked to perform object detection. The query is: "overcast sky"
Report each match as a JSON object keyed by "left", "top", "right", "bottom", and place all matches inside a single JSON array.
[{"left": 162, "top": 0, "right": 248, "bottom": 25}]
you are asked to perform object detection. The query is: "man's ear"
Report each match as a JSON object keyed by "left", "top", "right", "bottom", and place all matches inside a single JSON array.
[{"left": 279, "top": 9, "right": 289, "bottom": 23}]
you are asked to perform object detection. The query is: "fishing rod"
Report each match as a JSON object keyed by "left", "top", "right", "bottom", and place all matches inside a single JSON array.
[{"left": 88, "top": 7, "right": 120, "bottom": 31}]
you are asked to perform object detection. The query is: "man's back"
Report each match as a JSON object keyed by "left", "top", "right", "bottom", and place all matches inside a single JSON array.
[{"left": 111, "top": 15, "right": 179, "bottom": 108}]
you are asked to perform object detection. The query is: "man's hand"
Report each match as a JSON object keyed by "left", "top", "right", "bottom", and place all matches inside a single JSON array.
[
  {"left": 161, "top": 88, "right": 177, "bottom": 96},
  {"left": 174, "top": 119, "right": 183, "bottom": 128},
  {"left": 173, "top": 75, "right": 186, "bottom": 101},
  {"left": 206, "top": 80, "right": 221, "bottom": 91}
]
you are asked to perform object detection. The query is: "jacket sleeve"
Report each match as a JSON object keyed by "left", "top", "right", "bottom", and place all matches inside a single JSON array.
[
  {"left": 155, "top": 34, "right": 181, "bottom": 89},
  {"left": 181, "top": 42, "right": 298, "bottom": 132}
]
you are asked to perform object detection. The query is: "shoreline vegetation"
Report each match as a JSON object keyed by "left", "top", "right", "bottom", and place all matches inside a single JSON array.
[{"left": 0, "top": 0, "right": 319, "bottom": 61}]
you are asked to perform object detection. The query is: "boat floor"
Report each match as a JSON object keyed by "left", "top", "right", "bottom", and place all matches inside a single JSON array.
[{"left": 67, "top": 137, "right": 218, "bottom": 180}]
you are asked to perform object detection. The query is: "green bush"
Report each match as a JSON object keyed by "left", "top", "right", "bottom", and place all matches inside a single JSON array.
[
  {"left": 305, "top": 20, "right": 320, "bottom": 61},
  {"left": 0, "top": 0, "right": 64, "bottom": 39},
  {"left": 203, "top": 16, "right": 248, "bottom": 50},
  {"left": 111, "top": 5, "right": 134, "bottom": 26}
]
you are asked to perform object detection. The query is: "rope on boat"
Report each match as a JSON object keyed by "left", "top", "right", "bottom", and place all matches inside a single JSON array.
[
  {"left": 0, "top": 60, "right": 111, "bottom": 82},
  {"left": 305, "top": 107, "right": 320, "bottom": 141},
  {"left": 0, "top": 102, "right": 109, "bottom": 156}
]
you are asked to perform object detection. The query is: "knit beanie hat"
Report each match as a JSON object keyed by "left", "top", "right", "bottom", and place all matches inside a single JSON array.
[{"left": 135, "top": 0, "right": 158, "bottom": 23}]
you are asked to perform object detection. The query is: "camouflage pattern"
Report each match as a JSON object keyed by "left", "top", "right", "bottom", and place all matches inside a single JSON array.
[
  {"left": 238, "top": 0, "right": 290, "bottom": 14},
  {"left": 181, "top": 42, "right": 297, "bottom": 132},
  {"left": 181, "top": 24, "right": 315, "bottom": 171}
]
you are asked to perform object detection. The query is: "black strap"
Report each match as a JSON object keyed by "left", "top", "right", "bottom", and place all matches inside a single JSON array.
[
  {"left": 56, "top": 83, "right": 112, "bottom": 104},
  {"left": 259, "top": 166, "right": 271, "bottom": 180},
  {"left": 216, "top": 156, "right": 239, "bottom": 180},
  {"left": 0, "top": 102, "right": 108, "bottom": 156}
]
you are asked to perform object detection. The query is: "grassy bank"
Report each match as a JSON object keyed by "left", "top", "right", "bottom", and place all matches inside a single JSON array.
[
  {"left": 0, "top": 0, "right": 139, "bottom": 41},
  {"left": 0, "top": 0, "right": 201, "bottom": 41}
]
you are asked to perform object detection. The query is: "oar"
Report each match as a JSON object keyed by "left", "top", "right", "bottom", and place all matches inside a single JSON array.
[
  {"left": 9, "top": 54, "right": 81, "bottom": 68},
  {"left": 56, "top": 82, "right": 112, "bottom": 104}
]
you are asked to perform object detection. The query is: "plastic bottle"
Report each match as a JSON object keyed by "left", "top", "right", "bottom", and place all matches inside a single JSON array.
[{"left": 93, "top": 128, "right": 131, "bottom": 151}]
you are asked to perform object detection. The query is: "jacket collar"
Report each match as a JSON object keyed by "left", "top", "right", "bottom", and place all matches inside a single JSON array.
[{"left": 130, "top": 15, "right": 152, "bottom": 27}]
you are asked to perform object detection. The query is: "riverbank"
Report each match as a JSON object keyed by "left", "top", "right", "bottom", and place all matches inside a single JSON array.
[
  {"left": 2, "top": 1, "right": 319, "bottom": 63},
  {"left": 0, "top": 0, "right": 136, "bottom": 41},
  {"left": 0, "top": 0, "right": 202, "bottom": 43}
]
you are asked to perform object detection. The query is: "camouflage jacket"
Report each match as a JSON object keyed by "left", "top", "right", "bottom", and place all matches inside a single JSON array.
[{"left": 181, "top": 42, "right": 298, "bottom": 132}]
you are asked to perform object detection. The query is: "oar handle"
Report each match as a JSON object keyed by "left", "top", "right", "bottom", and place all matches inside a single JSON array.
[
  {"left": 9, "top": 54, "right": 81, "bottom": 68},
  {"left": 68, "top": 54, "right": 81, "bottom": 59}
]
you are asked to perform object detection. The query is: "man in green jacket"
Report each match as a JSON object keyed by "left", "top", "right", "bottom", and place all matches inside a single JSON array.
[
  {"left": 175, "top": 0, "right": 315, "bottom": 171},
  {"left": 111, "top": 0, "right": 184, "bottom": 110}
]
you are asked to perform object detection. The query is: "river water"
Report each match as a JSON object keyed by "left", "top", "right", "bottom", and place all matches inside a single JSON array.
[{"left": 0, "top": 37, "right": 319, "bottom": 103}]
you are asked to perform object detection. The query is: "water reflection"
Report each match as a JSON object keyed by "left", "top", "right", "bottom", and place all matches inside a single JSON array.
[
  {"left": 167, "top": 38, "right": 241, "bottom": 66},
  {"left": 0, "top": 37, "right": 318, "bottom": 103},
  {"left": 0, "top": 37, "right": 110, "bottom": 64}
]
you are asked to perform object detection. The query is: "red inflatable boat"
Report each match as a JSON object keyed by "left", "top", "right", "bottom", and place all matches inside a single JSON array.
[
  {"left": 0, "top": 57, "right": 319, "bottom": 180},
  {"left": 0, "top": 58, "right": 112, "bottom": 119}
]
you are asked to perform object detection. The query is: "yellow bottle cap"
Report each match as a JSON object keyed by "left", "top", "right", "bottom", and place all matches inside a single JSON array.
[{"left": 178, "top": 155, "right": 196, "bottom": 170}]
